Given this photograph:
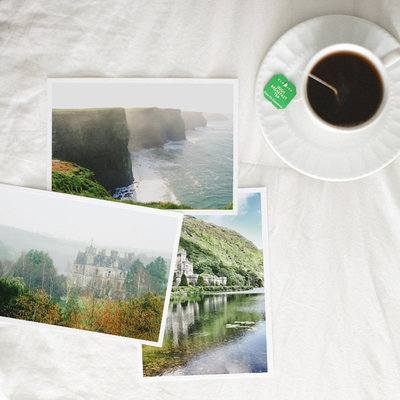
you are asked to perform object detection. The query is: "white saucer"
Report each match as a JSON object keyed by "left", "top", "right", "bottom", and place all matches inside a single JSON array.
[{"left": 255, "top": 15, "right": 400, "bottom": 181}]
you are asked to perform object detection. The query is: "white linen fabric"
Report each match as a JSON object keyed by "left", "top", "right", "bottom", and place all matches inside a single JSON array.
[{"left": 1, "top": 0, "right": 400, "bottom": 399}]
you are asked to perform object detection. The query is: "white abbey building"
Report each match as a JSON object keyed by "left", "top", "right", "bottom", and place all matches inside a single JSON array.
[{"left": 174, "top": 249, "right": 227, "bottom": 286}]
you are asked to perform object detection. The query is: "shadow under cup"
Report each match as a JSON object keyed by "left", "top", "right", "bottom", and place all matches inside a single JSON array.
[{"left": 306, "top": 50, "right": 384, "bottom": 128}]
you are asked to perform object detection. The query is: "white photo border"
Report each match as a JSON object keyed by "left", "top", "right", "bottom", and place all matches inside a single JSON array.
[
  {"left": 47, "top": 78, "right": 238, "bottom": 215},
  {"left": 138, "top": 187, "right": 274, "bottom": 380},
  {"left": 0, "top": 183, "right": 183, "bottom": 348}
]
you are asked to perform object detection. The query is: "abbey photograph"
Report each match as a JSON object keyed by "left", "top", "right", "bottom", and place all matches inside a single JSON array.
[
  {"left": 0, "top": 184, "right": 182, "bottom": 345},
  {"left": 141, "top": 188, "right": 272, "bottom": 378},
  {"left": 48, "top": 78, "right": 237, "bottom": 213}
]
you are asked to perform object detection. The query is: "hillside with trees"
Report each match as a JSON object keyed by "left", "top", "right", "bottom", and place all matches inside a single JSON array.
[
  {"left": 125, "top": 257, "right": 168, "bottom": 297},
  {"left": 0, "top": 247, "right": 168, "bottom": 341},
  {"left": 179, "top": 216, "right": 264, "bottom": 287}
]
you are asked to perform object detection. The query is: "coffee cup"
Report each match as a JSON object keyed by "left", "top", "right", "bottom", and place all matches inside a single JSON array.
[{"left": 299, "top": 43, "right": 400, "bottom": 132}]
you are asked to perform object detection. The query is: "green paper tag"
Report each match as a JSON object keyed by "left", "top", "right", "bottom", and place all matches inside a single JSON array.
[{"left": 263, "top": 74, "right": 296, "bottom": 109}]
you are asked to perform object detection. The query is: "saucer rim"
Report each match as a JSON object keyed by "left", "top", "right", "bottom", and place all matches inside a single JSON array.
[{"left": 255, "top": 14, "right": 400, "bottom": 181}]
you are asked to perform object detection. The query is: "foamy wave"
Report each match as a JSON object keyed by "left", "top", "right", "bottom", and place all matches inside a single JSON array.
[
  {"left": 129, "top": 151, "right": 179, "bottom": 204},
  {"left": 112, "top": 183, "right": 138, "bottom": 201},
  {"left": 164, "top": 140, "right": 185, "bottom": 150},
  {"left": 124, "top": 119, "right": 233, "bottom": 208}
]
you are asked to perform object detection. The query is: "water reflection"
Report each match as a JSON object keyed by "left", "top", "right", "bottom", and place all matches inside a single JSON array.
[
  {"left": 143, "top": 289, "right": 268, "bottom": 376},
  {"left": 168, "top": 295, "right": 228, "bottom": 345},
  {"left": 169, "top": 320, "right": 268, "bottom": 376}
]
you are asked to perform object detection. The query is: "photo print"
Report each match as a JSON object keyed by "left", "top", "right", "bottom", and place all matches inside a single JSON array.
[
  {"left": 0, "top": 184, "right": 182, "bottom": 346},
  {"left": 140, "top": 188, "right": 272, "bottom": 378},
  {"left": 48, "top": 78, "right": 237, "bottom": 214}
]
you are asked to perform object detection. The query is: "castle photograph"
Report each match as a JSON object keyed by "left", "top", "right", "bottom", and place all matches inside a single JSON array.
[
  {"left": 174, "top": 249, "right": 227, "bottom": 286},
  {"left": 0, "top": 233, "right": 172, "bottom": 343},
  {"left": 72, "top": 244, "right": 135, "bottom": 299},
  {"left": 142, "top": 190, "right": 269, "bottom": 378},
  {"left": 0, "top": 184, "right": 182, "bottom": 344}
]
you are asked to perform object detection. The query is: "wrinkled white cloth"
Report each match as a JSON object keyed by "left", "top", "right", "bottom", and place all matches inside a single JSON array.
[{"left": 1, "top": 1, "right": 400, "bottom": 399}]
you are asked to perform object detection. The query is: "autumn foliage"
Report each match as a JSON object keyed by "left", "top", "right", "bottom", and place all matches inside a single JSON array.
[
  {"left": 68, "top": 292, "right": 163, "bottom": 341},
  {"left": 0, "top": 247, "right": 167, "bottom": 342},
  {"left": 11, "top": 289, "right": 62, "bottom": 325},
  {"left": 0, "top": 278, "right": 163, "bottom": 342}
]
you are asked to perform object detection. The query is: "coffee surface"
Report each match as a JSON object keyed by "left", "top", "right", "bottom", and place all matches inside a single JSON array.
[{"left": 307, "top": 51, "right": 384, "bottom": 127}]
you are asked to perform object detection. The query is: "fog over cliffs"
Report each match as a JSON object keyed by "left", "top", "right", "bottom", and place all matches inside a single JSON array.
[
  {"left": 126, "top": 109, "right": 227, "bottom": 150},
  {"left": 203, "top": 112, "right": 229, "bottom": 122},
  {"left": 52, "top": 107, "right": 227, "bottom": 192},
  {"left": 126, "top": 107, "right": 186, "bottom": 151},
  {"left": 181, "top": 111, "right": 207, "bottom": 130},
  {"left": 52, "top": 108, "right": 133, "bottom": 190}
]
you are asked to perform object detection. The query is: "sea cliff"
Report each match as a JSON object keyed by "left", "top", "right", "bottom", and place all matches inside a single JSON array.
[
  {"left": 52, "top": 160, "right": 192, "bottom": 209},
  {"left": 126, "top": 107, "right": 186, "bottom": 151},
  {"left": 203, "top": 112, "right": 229, "bottom": 122},
  {"left": 52, "top": 108, "right": 133, "bottom": 190},
  {"left": 181, "top": 111, "right": 207, "bottom": 130}
]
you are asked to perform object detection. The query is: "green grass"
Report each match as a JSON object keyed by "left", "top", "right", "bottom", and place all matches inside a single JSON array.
[
  {"left": 170, "top": 285, "right": 253, "bottom": 297},
  {"left": 118, "top": 200, "right": 192, "bottom": 209},
  {"left": 220, "top": 201, "right": 233, "bottom": 210},
  {"left": 179, "top": 216, "right": 265, "bottom": 287},
  {"left": 52, "top": 159, "right": 193, "bottom": 209},
  {"left": 52, "top": 166, "right": 113, "bottom": 200},
  {"left": 52, "top": 159, "right": 232, "bottom": 210}
]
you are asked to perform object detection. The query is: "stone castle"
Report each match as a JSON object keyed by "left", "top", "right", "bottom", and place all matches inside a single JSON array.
[
  {"left": 174, "top": 249, "right": 227, "bottom": 286},
  {"left": 71, "top": 244, "right": 135, "bottom": 299}
]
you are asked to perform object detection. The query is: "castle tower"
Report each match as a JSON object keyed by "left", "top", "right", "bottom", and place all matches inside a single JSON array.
[
  {"left": 174, "top": 249, "right": 227, "bottom": 287},
  {"left": 72, "top": 244, "right": 128, "bottom": 299},
  {"left": 110, "top": 250, "right": 118, "bottom": 259},
  {"left": 176, "top": 249, "right": 187, "bottom": 266}
]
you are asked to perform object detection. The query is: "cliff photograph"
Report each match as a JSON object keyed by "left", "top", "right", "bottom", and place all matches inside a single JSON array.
[
  {"left": 0, "top": 184, "right": 182, "bottom": 344},
  {"left": 141, "top": 189, "right": 271, "bottom": 378},
  {"left": 50, "top": 79, "right": 236, "bottom": 211}
]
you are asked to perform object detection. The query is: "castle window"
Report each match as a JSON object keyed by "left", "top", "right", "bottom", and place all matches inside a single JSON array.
[
  {"left": 108, "top": 271, "right": 111, "bottom": 277},
  {"left": 96, "top": 269, "right": 99, "bottom": 276}
]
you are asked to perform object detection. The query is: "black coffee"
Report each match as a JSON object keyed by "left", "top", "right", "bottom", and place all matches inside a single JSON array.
[{"left": 306, "top": 51, "right": 384, "bottom": 127}]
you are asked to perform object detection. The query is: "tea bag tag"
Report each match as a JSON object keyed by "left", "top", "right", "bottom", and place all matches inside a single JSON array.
[{"left": 263, "top": 74, "right": 296, "bottom": 109}]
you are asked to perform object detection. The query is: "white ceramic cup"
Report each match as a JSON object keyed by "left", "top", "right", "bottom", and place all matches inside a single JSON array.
[{"left": 300, "top": 43, "right": 400, "bottom": 132}]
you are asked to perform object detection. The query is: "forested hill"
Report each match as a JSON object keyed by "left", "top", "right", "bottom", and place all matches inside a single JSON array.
[{"left": 179, "top": 216, "right": 264, "bottom": 287}]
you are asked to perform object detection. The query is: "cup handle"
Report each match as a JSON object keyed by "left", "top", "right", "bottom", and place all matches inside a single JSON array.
[{"left": 381, "top": 48, "right": 400, "bottom": 68}]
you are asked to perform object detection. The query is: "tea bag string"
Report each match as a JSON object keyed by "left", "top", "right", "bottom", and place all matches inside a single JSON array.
[{"left": 309, "top": 73, "right": 338, "bottom": 97}]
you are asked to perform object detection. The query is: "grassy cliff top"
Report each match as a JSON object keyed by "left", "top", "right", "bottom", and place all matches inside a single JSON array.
[{"left": 52, "top": 160, "right": 193, "bottom": 209}]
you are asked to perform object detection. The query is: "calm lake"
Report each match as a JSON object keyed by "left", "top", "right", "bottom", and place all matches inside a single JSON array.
[{"left": 142, "top": 288, "right": 268, "bottom": 377}]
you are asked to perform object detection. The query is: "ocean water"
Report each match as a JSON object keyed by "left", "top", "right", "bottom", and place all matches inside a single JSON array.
[{"left": 115, "top": 119, "right": 234, "bottom": 209}]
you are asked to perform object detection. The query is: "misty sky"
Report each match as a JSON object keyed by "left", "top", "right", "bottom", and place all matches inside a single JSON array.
[
  {"left": 196, "top": 191, "right": 264, "bottom": 249},
  {"left": 0, "top": 185, "right": 181, "bottom": 256},
  {"left": 51, "top": 80, "right": 235, "bottom": 114}
]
